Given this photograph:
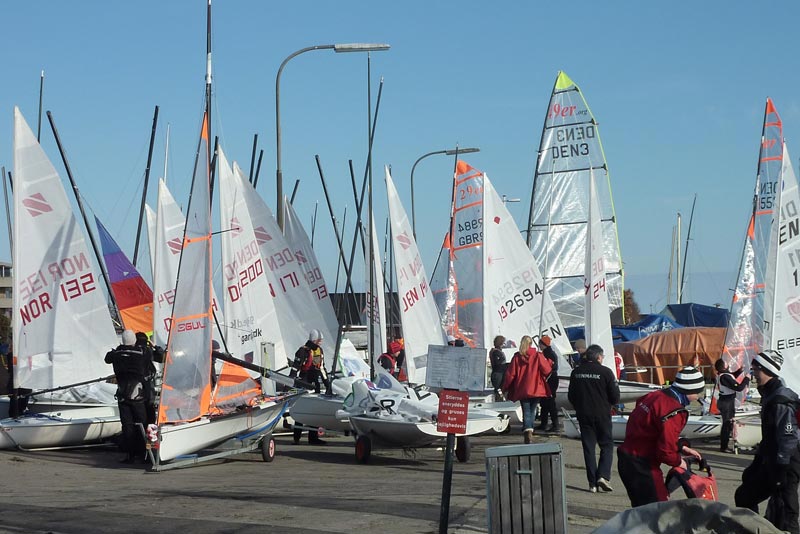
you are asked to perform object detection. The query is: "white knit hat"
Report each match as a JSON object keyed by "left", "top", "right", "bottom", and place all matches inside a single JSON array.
[
  {"left": 121, "top": 329, "right": 136, "bottom": 346},
  {"left": 672, "top": 366, "right": 705, "bottom": 395},
  {"left": 308, "top": 329, "right": 323, "bottom": 342},
  {"left": 753, "top": 350, "right": 783, "bottom": 377}
]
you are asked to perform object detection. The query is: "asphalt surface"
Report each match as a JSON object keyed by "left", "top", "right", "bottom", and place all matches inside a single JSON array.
[{"left": 0, "top": 420, "right": 755, "bottom": 534}]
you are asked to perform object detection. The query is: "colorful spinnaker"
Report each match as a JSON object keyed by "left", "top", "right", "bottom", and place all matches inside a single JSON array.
[{"left": 95, "top": 216, "right": 154, "bottom": 335}]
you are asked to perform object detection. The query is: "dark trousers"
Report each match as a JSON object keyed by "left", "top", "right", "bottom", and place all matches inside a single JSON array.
[
  {"left": 118, "top": 400, "right": 147, "bottom": 458},
  {"left": 618, "top": 448, "right": 668, "bottom": 506},
  {"left": 718, "top": 394, "right": 735, "bottom": 451},
  {"left": 578, "top": 415, "right": 613, "bottom": 486},
  {"left": 735, "top": 455, "right": 800, "bottom": 534},
  {"left": 539, "top": 375, "right": 560, "bottom": 427}
]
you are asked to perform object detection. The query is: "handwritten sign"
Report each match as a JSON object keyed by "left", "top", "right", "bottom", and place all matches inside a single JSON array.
[
  {"left": 437, "top": 390, "right": 469, "bottom": 434},
  {"left": 425, "top": 344, "right": 487, "bottom": 391}
]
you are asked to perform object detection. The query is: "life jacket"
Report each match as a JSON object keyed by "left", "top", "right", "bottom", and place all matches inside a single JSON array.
[
  {"left": 378, "top": 353, "right": 397, "bottom": 375},
  {"left": 717, "top": 372, "right": 738, "bottom": 396}
]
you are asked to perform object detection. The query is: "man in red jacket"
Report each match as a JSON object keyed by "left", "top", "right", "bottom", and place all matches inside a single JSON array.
[{"left": 617, "top": 366, "right": 705, "bottom": 506}]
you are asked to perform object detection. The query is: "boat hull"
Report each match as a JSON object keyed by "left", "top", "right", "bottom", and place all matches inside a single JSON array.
[
  {"left": 288, "top": 393, "right": 350, "bottom": 433},
  {"left": 156, "top": 397, "right": 292, "bottom": 462},
  {"left": 563, "top": 413, "right": 722, "bottom": 442},
  {"left": 555, "top": 378, "right": 662, "bottom": 410},
  {"left": 0, "top": 405, "right": 121, "bottom": 449},
  {"left": 348, "top": 409, "right": 499, "bottom": 449}
]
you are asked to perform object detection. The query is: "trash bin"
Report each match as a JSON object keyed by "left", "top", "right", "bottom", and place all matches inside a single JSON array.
[{"left": 485, "top": 442, "right": 566, "bottom": 534}]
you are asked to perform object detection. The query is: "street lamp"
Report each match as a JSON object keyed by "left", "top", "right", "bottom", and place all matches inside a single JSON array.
[
  {"left": 275, "top": 43, "right": 391, "bottom": 230},
  {"left": 410, "top": 147, "right": 479, "bottom": 238}
]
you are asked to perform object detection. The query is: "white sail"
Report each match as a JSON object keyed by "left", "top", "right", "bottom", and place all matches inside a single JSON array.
[
  {"left": 365, "top": 209, "right": 388, "bottom": 364},
  {"left": 12, "top": 107, "right": 118, "bottom": 390},
  {"left": 764, "top": 144, "right": 800, "bottom": 391},
  {"left": 385, "top": 167, "right": 446, "bottom": 384},
  {"left": 584, "top": 169, "right": 616, "bottom": 376},
  {"left": 158, "top": 114, "right": 213, "bottom": 424},
  {"left": 527, "top": 71, "right": 624, "bottom": 327},
  {"left": 152, "top": 179, "right": 186, "bottom": 349},
  {"left": 482, "top": 174, "right": 572, "bottom": 359},
  {"left": 218, "top": 151, "right": 280, "bottom": 377},
  {"left": 282, "top": 197, "right": 340, "bottom": 353}
]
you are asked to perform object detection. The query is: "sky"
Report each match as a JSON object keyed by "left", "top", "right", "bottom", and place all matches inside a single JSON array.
[{"left": 2, "top": 1, "right": 800, "bottom": 316}]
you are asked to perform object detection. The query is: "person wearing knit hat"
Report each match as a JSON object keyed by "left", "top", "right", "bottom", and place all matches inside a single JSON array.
[
  {"left": 537, "top": 335, "right": 561, "bottom": 433},
  {"left": 617, "top": 366, "right": 705, "bottom": 507},
  {"left": 735, "top": 350, "right": 800, "bottom": 533},
  {"left": 377, "top": 341, "right": 403, "bottom": 379},
  {"left": 290, "top": 329, "right": 328, "bottom": 445}
]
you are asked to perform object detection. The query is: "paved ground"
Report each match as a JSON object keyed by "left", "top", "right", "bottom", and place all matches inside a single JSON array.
[{"left": 0, "top": 420, "right": 754, "bottom": 534}]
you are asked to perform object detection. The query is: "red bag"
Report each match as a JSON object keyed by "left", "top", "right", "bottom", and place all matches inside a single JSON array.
[{"left": 665, "top": 458, "right": 718, "bottom": 501}]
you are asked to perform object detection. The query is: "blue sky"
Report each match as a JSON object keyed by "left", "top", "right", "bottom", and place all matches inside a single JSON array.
[{"left": 2, "top": 2, "right": 800, "bottom": 315}]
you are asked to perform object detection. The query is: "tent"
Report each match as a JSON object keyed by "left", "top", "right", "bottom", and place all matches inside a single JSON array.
[
  {"left": 615, "top": 327, "right": 725, "bottom": 386},
  {"left": 660, "top": 303, "right": 729, "bottom": 328}
]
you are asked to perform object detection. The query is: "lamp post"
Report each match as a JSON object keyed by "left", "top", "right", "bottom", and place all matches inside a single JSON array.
[
  {"left": 410, "top": 147, "right": 479, "bottom": 239},
  {"left": 275, "top": 43, "right": 390, "bottom": 230}
]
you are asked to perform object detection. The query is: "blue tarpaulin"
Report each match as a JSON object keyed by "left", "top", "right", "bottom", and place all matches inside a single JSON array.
[
  {"left": 567, "top": 314, "right": 683, "bottom": 343},
  {"left": 660, "top": 303, "right": 730, "bottom": 328}
]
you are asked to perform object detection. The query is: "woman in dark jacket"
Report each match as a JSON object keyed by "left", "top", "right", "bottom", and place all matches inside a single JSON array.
[
  {"left": 502, "top": 335, "right": 552, "bottom": 444},
  {"left": 537, "top": 335, "right": 560, "bottom": 432},
  {"left": 489, "top": 335, "right": 507, "bottom": 401}
]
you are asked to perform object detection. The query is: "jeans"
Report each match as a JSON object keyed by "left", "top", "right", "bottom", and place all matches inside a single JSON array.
[{"left": 520, "top": 398, "right": 541, "bottom": 431}]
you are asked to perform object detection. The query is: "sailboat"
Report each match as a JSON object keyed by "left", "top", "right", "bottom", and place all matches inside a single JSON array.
[
  {"left": 0, "top": 108, "right": 121, "bottom": 449},
  {"left": 150, "top": 114, "right": 296, "bottom": 468},
  {"left": 525, "top": 70, "right": 624, "bottom": 328},
  {"left": 335, "top": 167, "right": 500, "bottom": 463},
  {"left": 732, "top": 138, "right": 800, "bottom": 449},
  {"left": 562, "top": 171, "right": 720, "bottom": 440}
]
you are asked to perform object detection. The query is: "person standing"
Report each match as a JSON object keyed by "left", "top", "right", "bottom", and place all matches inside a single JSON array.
[
  {"left": 617, "top": 366, "right": 705, "bottom": 506},
  {"left": 105, "top": 330, "right": 149, "bottom": 464},
  {"left": 714, "top": 357, "right": 749, "bottom": 453},
  {"left": 735, "top": 350, "right": 800, "bottom": 534},
  {"left": 537, "top": 335, "right": 560, "bottom": 432},
  {"left": 135, "top": 332, "right": 159, "bottom": 426},
  {"left": 568, "top": 344, "right": 620, "bottom": 493},
  {"left": 291, "top": 330, "right": 327, "bottom": 445},
  {"left": 501, "top": 335, "right": 552, "bottom": 444},
  {"left": 489, "top": 335, "right": 507, "bottom": 402},
  {"left": 377, "top": 341, "right": 403, "bottom": 378}
]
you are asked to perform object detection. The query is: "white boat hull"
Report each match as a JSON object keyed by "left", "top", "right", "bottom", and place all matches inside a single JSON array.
[
  {"left": 156, "top": 397, "right": 292, "bottom": 462},
  {"left": 348, "top": 409, "right": 500, "bottom": 449},
  {"left": 555, "top": 378, "right": 662, "bottom": 410},
  {"left": 0, "top": 404, "right": 121, "bottom": 449},
  {"left": 563, "top": 413, "right": 722, "bottom": 442},
  {"left": 733, "top": 415, "right": 763, "bottom": 449},
  {"left": 469, "top": 399, "right": 522, "bottom": 425},
  {"left": 289, "top": 393, "right": 350, "bottom": 433}
]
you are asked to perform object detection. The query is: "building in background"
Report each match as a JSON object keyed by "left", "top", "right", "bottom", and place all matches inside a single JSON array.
[{"left": 0, "top": 262, "right": 10, "bottom": 319}]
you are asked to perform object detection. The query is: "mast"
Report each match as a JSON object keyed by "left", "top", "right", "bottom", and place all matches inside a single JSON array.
[
  {"left": 676, "top": 212, "right": 682, "bottom": 304},
  {"left": 133, "top": 105, "right": 159, "bottom": 267},
  {"left": 667, "top": 225, "right": 676, "bottom": 304},
  {"left": 37, "top": 70, "right": 44, "bottom": 142},
  {"left": 679, "top": 194, "right": 697, "bottom": 303},
  {"left": 205, "top": 0, "right": 213, "bottom": 168},
  {"left": 46, "top": 111, "right": 121, "bottom": 324}
]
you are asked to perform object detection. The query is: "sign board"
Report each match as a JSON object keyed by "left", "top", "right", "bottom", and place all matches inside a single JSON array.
[
  {"left": 437, "top": 390, "right": 469, "bottom": 434},
  {"left": 425, "top": 344, "right": 488, "bottom": 391}
]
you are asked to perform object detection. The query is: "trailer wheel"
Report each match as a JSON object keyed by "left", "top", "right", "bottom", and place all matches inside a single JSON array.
[
  {"left": 355, "top": 435, "right": 372, "bottom": 463},
  {"left": 455, "top": 436, "right": 471, "bottom": 463},
  {"left": 261, "top": 435, "right": 276, "bottom": 462},
  {"left": 492, "top": 416, "right": 510, "bottom": 434}
]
